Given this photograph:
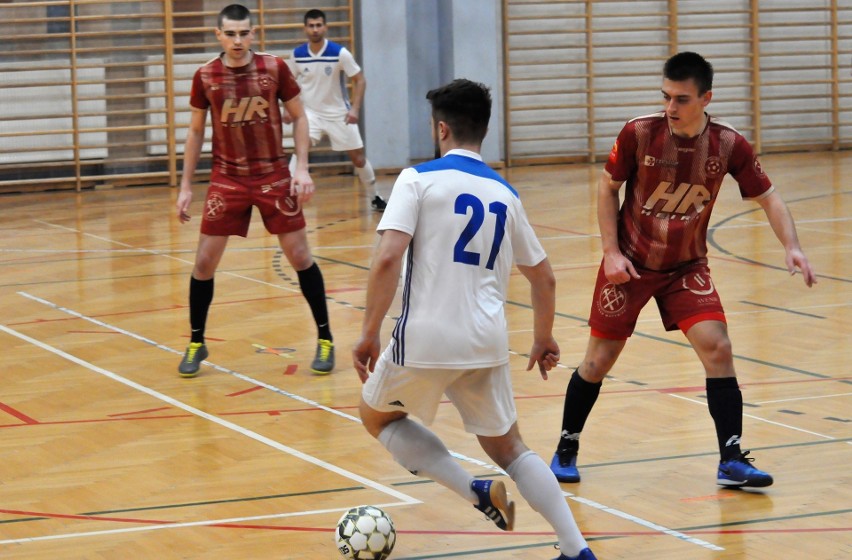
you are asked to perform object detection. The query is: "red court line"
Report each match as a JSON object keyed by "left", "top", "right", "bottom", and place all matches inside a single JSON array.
[
  {"left": 108, "top": 407, "right": 171, "bottom": 417},
  {"left": 1, "top": 507, "right": 846, "bottom": 538},
  {"left": 227, "top": 386, "right": 264, "bottom": 397},
  {"left": 0, "top": 402, "right": 38, "bottom": 425},
  {"left": 284, "top": 364, "right": 298, "bottom": 375}
]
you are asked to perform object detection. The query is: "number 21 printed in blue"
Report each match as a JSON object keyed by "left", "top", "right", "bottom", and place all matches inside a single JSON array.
[{"left": 453, "top": 193, "right": 507, "bottom": 270}]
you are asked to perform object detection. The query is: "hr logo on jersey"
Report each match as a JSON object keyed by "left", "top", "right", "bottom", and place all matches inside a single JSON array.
[
  {"left": 220, "top": 96, "right": 270, "bottom": 124},
  {"left": 642, "top": 181, "right": 711, "bottom": 218},
  {"left": 597, "top": 283, "right": 627, "bottom": 317},
  {"left": 682, "top": 272, "right": 716, "bottom": 296},
  {"left": 204, "top": 193, "right": 227, "bottom": 221}
]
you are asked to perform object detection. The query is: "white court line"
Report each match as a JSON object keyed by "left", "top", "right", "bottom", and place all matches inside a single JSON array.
[
  {"left": 667, "top": 394, "right": 837, "bottom": 440},
  {"left": 0, "top": 502, "right": 405, "bottom": 546},
  {"left": 15, "top": 293, "right": 723, "bottom": 553},
  {"left": 0, "top": 323, "right": 419, "bottom": 505},
  {"left": 753, "top": 392, "right": 852, "bottom": 405}
]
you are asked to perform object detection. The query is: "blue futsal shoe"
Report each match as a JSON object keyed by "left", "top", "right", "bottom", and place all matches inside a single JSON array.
[
  {"left": 471, "top": 479, "right": 515, "bottom": 531},
  {"left": 550, "top": 448, "right": 581, "bottom": 483},
  {"left": 553, "top": 547, "right": 597, "bottom": 560},
  {"left": 717, "top": 451, "right": 774, "bottom": 488}
]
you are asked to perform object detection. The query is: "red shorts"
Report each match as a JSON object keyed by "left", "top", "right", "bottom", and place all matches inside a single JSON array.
[
  {"left": 200, "top": 169, "right": 306, "bottom": 237},
  {"left": 588, "top": 259, "right": 726, "bottom": 339}
]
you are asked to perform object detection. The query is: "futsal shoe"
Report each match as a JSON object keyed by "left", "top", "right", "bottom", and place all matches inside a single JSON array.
[
  {"left": 471, "top": 479, "right": 515, "bottom": 531},
  {"left": 310, "top": 339, "right": 335, "bottom": 374},
  {"left": 553, "top": 547, "right": 597, "bottom": 560},
  {"left": 550, "top": 448, "right": 581, "bottom": 483},
  {"left": 178, "top": 342, "right": 208, "bottom": 377},
  {"left": 717, "top": 450, "right": 774, "bottom": 488},
  {"left": 371, "top": 195, "right": 387, "bottom": 211}
]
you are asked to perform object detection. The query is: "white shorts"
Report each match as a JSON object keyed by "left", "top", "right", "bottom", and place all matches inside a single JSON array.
[
  {"left": 362, "top": 351, "right": 517, "bottom": 437},
  {"left": 305, "top": 109, "right": 364, "bottom": 152}
]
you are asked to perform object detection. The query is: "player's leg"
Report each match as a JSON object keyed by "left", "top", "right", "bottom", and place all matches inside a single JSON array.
[
  {"left": 346, "top": 147, "right": 385, "bottom": 210},
  {"left": 277, "top": 228, "right": 334, "bottom": 374},
  {"left": 551, "top": 335, "right": 625, "bottom": 482},
  {"left": 326, "top": 119, "right": 386, "bottom": 210},
  {"left": 552, "top": 263, "right": 650, "bottom": 482},
  {"left": 666, "top": 262, "right": 772, "bottom": 487},
  {"left": 178, "top": 233, "right": 229, "bottom": 377},
  {"left": 684, "top": 320, "right": 773, "bottom": 487},
  {"left": 478, "top": 425, "right": 593, "bottom": 559},
  {"left": 360, "top": 365, "right": 488, "bottom": 523}
]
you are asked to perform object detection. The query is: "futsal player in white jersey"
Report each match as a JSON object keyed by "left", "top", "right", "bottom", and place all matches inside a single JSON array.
[
  {"left": 352, "top": 79, "right": 595, "bottom": 560},
  {"left": 285, "top": 8, "right": 387, "bottom": 211}
]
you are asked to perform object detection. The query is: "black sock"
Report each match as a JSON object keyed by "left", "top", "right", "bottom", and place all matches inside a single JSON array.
[
  {"left": 297, "top": 262, "right": 332, "bottom": 341},
  {"left": 706, "top": 377, "right": 743, "bottom": 461},
  {"left": 189, "top": 276, "right": 214, "bottom": 344},
  {"left": 557, "top": 369, "right": 602, "bottom": 453}
]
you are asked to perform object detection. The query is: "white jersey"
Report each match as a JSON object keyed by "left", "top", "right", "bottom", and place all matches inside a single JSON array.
[
  {"left": 378, "top": 149, "right": 547, "bottom": 369},
  {"left": 289, "top": 39, "right": 360, "bottom": 119}
]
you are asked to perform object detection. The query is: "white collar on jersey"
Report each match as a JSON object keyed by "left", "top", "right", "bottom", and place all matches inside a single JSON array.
[
  {"left": 444, "top": 148, "right": 482, "bottom": 161},
  {"left": 308, "top": 39, "right": 328, "bottom": 57}
]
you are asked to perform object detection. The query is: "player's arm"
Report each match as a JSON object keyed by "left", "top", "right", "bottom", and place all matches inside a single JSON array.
[
  {"left": 176, "top": 107, "right": 208, "bottom": 223},
  {"left": 517, "top": 258, "right": 560, "bottom": 380},
  {"left": 282, "top": 94, "right": 314, "bottom": 204},
  {"left": 598, "top": 171, "right": 639, "bottom": 283},
  {"left": 352, "top": 229, "right": 411, "bottom": 382},
  {"left": 346, "top": 71, "right": 366, "bottom": 124},
  {"left": 756, "top": 190, "right": 816, "bottom": 287}
]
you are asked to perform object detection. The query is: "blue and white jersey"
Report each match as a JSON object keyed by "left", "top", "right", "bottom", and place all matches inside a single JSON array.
[
  {"left": 378, "top": 149, "right": 547, "bottom": 369},
  {"left": 289, "top": 39, "right": 361, "bottom": 119}
]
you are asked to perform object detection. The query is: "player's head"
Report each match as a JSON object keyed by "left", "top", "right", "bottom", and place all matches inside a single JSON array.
[
  {"left": 426, "top": 79, "right": 491, "bottom": 152},
  {"left": 661, "top": 52, "right": 713, "bottom": 137},
  {"left": 218, "top": 4, "right": 251, "bottom": 29},
  {"left": 663, "top": 51, "right": 713, "bottom": 95},
  {"left": 215, "top": 4, "right": 254, "bottom": 63},
  {"left": 304, "top": 9, "right": 327, "bottom": 43}
]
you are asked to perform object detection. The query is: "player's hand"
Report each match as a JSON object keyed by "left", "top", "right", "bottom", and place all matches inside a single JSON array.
[
  {"left": 176, "top": 188, "right": 193, "bottom": 223},
  {"left": 786, "top": 248, "right": 817, "bottom": 287},
  {"left": 345, "top": 110, "right": 359, "bottom": 125},
  {"left": 290, "top": 169, "right": 315, "bottom": 205},
  {"left": 603, "top": 251, "right": 640, "bottom": 284},
  {"left": 352, "top": 335, "right": 381, "bottom": 384},
  {"left": 526, "top": 338, "right": 560, "bottom": 380}
]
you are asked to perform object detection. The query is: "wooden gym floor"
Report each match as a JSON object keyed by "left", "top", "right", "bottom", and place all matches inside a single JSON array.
[{"left": 0, "top": 151, "right": 849, "bottom": 559}]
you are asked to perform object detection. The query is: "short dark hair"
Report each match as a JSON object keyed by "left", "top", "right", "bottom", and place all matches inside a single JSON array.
[
  {"left": 663, "top": 51, "right": 714, "bottom": 95},
  {"left": 218, "top": 4, "right": 251, "bottom": 28},
  {"left": 426, "top": 79, "right": 492, "bottom": 145},
  {"left": 304, "top": 9, "right": 326, "bottom": 24}
]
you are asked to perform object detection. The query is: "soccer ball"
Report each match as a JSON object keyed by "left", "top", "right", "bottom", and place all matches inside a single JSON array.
[{"left": 335, "top": 505, "right": 396, "bottom": 559}]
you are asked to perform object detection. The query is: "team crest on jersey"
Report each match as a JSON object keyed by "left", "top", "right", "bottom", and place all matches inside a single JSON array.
[
  {"left": 753, "top": 157, "right": 766, "bottom": 178},
  {"left": 705, "top": 156, "right": 722, "bottom": 178},
  {"left": 597, "top": 282, "right": 627, "bottom": 317},
  {"left": 258, "top": 75, "right": 271, "bottom": 90},
  {"left": 324, "top": 66, "right": 332, "bottom": 76},
  {"left": 204, "top": 193, "right": 227, "bottom": 221},
  {"left": 682, "top": 272, "right": 716, "bottom": 296}
]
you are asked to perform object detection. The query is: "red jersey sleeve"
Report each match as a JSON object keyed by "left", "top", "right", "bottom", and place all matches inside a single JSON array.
[
  {"left": 728, "top": 135, "right": 773, "bottom": 200},
  {"left": 604, "top": 122, "right": 638, "bottom": 182},
  {"left": 277, "top": 57, "right": 300, "bottom": 102},
  {"left": 189, "top": 69, "right": 209, "bottom": 110}
]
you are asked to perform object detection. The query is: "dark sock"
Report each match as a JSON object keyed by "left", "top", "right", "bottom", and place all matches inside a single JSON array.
[
  {"left": 297, "top": 262, "right": 332, "bottom": 341},
  {"left": 706, "top": 377, "right": 743, "bottom": 461},
  {"left": 189, "top": 276, "right": 214, "bottom": 344},
  {"left": 557, "top": 369, "right": 602, "bottom": 453}
]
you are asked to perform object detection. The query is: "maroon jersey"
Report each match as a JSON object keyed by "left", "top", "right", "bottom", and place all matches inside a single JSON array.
[
  {"left": 190, "top": 52, "right": 300, "bottom": 177},
  {"left": 605, "top": 112, "right": 773, "bottom": 270}
]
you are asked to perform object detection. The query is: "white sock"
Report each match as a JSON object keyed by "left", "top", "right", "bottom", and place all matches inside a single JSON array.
[
  {"left": 378, "top": 418, "right": 476, "bottom": 502},
  {"left": 355, "top": 160, "right": 379, "bottom": 197},
  {"left": 288, "top": 154, "right": 297, "bottom": 177},
  {"left": 506, "top": 451, "right": 588, "bottom": 556}
]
